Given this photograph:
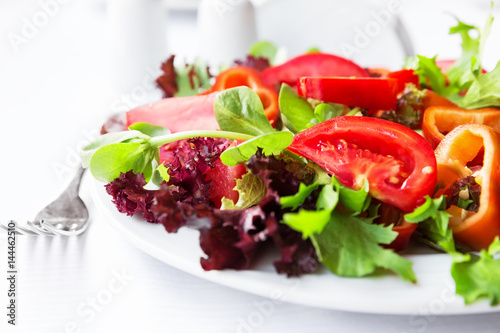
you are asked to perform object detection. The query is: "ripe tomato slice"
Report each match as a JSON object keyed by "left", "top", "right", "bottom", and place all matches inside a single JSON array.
[
  {"left": 287, "top": 116, "right": 437, "bottom": 212},
  {"left": 261, "top": 53, "right": 369, "bottom": 88},
  {"left": 204, "top": 158, "right": 247, "bottom": 209},
  {"left": 298, "top": 77, "right": 399, "bottom": 110}
]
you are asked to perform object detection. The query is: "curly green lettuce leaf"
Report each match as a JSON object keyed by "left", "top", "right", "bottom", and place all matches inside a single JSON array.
[
  {"left": 447, "top": 11, "right": 493, "bottom": 91},
  {"left": 220, "top": 172, "right": 267, "bottom": 210},
  {"left": 451, "top": 237, "right": 500, "bottom": 305},
  {"left": 406, "top": 55, "right": 448, "bottom": 94},
  {"left": 334, "top": 177, "right": 370, "bottom": 213},
  {"left": 155, "top": 163, "right": 170, "bottom": 183},
  {"left": 405, "top": 8, "right": 498, "bottom": 108},
  {"left": 282, "top": 181, "right": 339, "bottom": 239},
  {"left": 311, "top": 211, "right": 417, "bottom": 283},
  {"left": 461, "top": 61, "right": 500, "bottom": 109},
  {"left": 280, "top": 182, "right": 320, "bottom": 210},
  {"left": 405, "top": 196, "right": 455, "bottom": 252}
]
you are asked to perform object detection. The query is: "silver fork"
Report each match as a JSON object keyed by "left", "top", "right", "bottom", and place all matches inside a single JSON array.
[{"left": 1, "top": 167, "right": 89, "bottom": 236}]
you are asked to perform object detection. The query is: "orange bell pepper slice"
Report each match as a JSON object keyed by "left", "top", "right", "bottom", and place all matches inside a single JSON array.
[
  {"left": 421, "top": 90, "right": 457, "bottom": 110},
  {"left": 434, "top": 123, "right": 500, "bottom": 250},
  {"left": 422, "top": 106, "right": 500, "bottom": 149},
  {"left": 200, "top": 66, "right": 280, "bottom": 126}
]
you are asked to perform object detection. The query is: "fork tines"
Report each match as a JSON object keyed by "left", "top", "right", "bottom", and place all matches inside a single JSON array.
[{"left": 0, "top": 220, "right": 56, "bottom": 236}]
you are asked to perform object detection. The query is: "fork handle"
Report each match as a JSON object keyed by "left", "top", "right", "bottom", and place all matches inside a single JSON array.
[{"left": 64, "top": 166, "right": 86, "bottom": 198}]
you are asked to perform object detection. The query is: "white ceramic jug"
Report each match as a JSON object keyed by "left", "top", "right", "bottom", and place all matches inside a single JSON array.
[{"left": 197, "top": 0, "right": 258, "bottom": 67}]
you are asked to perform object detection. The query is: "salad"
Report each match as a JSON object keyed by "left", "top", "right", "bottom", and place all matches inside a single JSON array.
[{"left": 82, "top": 10, "right": 500, "bottom": 306}]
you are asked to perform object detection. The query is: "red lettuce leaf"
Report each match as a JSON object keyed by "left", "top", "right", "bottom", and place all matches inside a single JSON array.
[
  {"left": 156, "top": 55, "right": 178, "bottom": 98},
  {"left": 246, "top": 152, "right": 319, "bottom": 276},
  {"left": 106, "top": 145, "right": 320, "bottom": 276},
  {"left": 105, "top": 171, "right": 156, "bottom": 222},
  {"left": 161, "top": 137, "right": 231, "bottom": 204},
  {"left": 234, "top": 55, "right": 271, "bottom": 72}
]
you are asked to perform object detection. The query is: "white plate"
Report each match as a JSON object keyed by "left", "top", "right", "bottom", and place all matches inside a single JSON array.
[{"left": 91, "top": 178, "right": 499, "bottom": 315}]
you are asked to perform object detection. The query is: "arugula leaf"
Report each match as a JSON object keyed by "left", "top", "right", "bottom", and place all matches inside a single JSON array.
[
  {"left": 214, "top": 87, "right": 275, "bottom": 136},
  {"left": 451, "top": 237, "right": 500, "bottom": 305},
  {"left": 220, "top": 172, "right": 267, "bottom": 210},
  {"left": 220, "top": 131, "right": 294, "bottom": 166},
  {"left": 279, "top": 84, "right": 316, "bottom": 133},
  {"left": 282, "top": 182, "right": 339, "bottom": 239},
  {"left": 129, "top": 122, "right": 171, "bottom": 138},
  {"left": 311, "top": 211, "right": 416, "bottom": 283},
  {"left": 249, "top": 41, "right": 278, "bottom": 65}
]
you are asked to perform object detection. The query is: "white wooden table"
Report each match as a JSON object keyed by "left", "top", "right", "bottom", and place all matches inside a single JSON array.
[{"left": 1, "top": 1, "right": 500, "bottom": 332}]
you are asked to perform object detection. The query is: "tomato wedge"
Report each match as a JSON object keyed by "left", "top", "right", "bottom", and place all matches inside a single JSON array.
[
  {"left": 298, "top": 77, "right": 399, "bottom": 110},
  {"left": 204, "top": 157, "right": 247, "bottom": 209},
  {"left": 287, "top": 116, "right": 437, "bottom": 212},
  {"left": 261, "top": 53, "right": 369, "bottom": 88}
]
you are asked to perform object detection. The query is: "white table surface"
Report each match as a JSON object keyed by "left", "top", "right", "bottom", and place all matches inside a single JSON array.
[{"left": 1, "top": 1, "right": 500, "bottom": 332}]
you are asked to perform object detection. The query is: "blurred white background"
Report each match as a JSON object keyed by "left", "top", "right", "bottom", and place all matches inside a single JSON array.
[{"left": 1, "top": 0, "right": 500, "bottom": 332}]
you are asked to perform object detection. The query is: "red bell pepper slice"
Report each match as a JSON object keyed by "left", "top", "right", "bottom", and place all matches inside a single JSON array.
[
  {"left": 387, "top": 69, "right": 420, "bottom": 93},
  {"left": 261, "top": 53, "right": 369, "bottom": 88},
  {"left": 298, "top": 77, "right": 400, "bottom": 110}
]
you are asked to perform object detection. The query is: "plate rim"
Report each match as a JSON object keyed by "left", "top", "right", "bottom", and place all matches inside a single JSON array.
[{"left": 90, "top": 177, "right": 500, "bottom": 315}]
